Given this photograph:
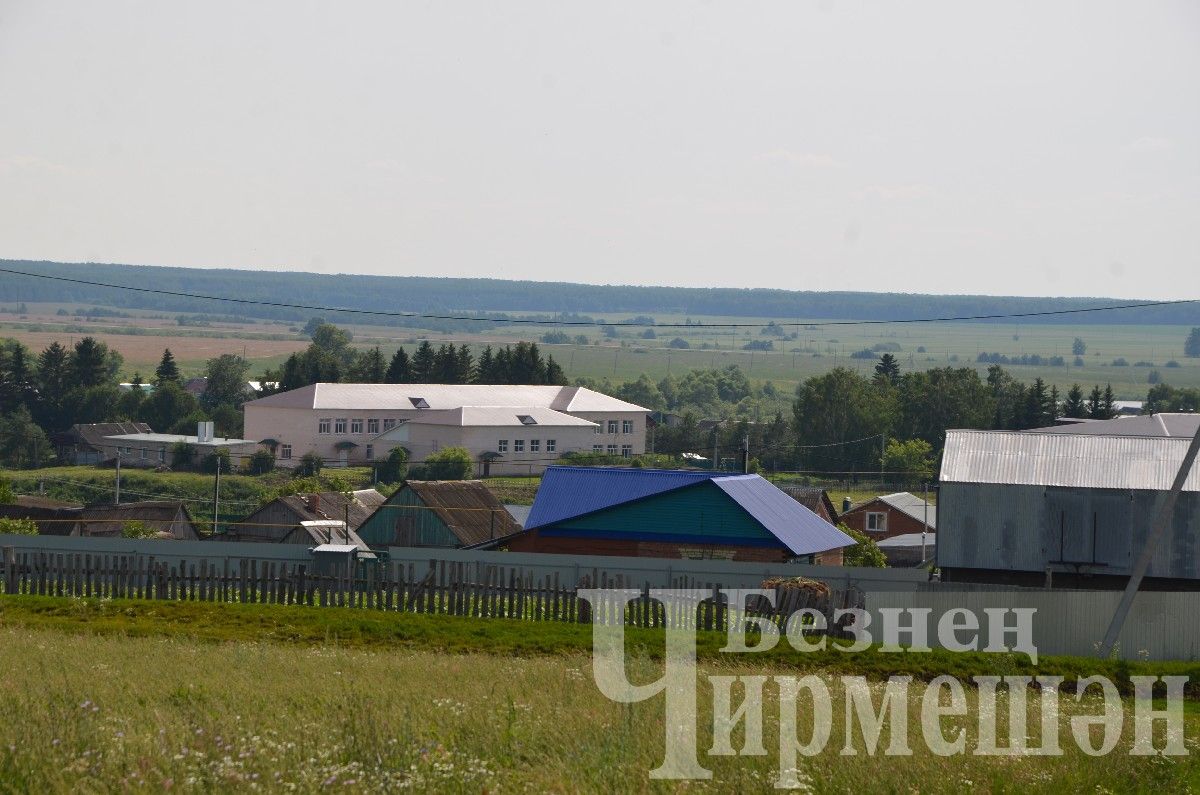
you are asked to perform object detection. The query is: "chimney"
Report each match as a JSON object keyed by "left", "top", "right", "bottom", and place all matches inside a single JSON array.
[
  {"left": 306, "top": 494, "right": 321, "bottom": 514},
  {"left": 196, "top": 421, "right": 214, "bottom": 444},
  {"left": 842, "top": 497, "right": 852, "bottom": 513}
]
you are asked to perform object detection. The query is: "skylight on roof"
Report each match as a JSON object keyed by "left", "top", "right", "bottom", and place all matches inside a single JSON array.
[
  {"left": 517, "top": 414, "right": 537, "bottom": 425},
  {"left": 409, "top": 397, "right": 430, "bottom": 409}
]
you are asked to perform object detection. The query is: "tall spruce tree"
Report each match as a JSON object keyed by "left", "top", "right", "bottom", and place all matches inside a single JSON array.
[
  {"left": 385, "top": 347, "right": 412, "bottom": 383},
  {"left": 412, "top": 341, "right": 435, "bottom": 381},
  {"left": 154, "top": 348, "right": 181, "bottom": 385},
  {"left": 1063, "top": 384, "right": 1086, "bottom": 418},
  {"left": 71, "top": 337, "right": 110, "bottom": 388}
]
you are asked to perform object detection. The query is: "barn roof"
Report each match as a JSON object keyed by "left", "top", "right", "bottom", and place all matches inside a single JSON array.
[
  {"left": 78, "top": 501, "right": 199, "bottom": 539},
  {"left": 397, "top": 480, "right": 523, "bottom": 546},
  {"left": 941, "top": 429, "right": 1200, "bottom": 492},
  {"left": 1027, "top": 413, "right": 1199, "bottom": 438},
  {"left": 266, "top": 489, "right": 386, "bottom": 532},
  {"left": 778, "top": 486, "right": 840, "bottom": 523},
  {"left": 525, "top": 467, "right": 853, "bottom": 556}
]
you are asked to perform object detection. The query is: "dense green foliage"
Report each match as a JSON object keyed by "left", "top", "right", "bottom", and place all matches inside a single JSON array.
[
  {"left": 0, "top": 517, "right": 37, "bottom": 535},
  {"left": 840, "top": 525, "right": 888, "bottom": 568}
]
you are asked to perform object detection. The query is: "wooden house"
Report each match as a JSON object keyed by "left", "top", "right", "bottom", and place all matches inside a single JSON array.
[
  {"left": 77, "top": 501, "right": 203, "bottom": 540},
  {"left": 356, "top": 480, "right": 522, "bottom": 549}
]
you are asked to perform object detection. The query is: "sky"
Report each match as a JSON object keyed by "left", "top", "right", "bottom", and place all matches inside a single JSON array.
[{"left": 0, "top": 1, "right": 1197, "bottom": 300}]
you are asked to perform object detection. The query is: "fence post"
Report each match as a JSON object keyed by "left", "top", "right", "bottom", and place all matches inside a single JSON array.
[{"left": 2, "top": 546, "right": 14, "bottom": 595}]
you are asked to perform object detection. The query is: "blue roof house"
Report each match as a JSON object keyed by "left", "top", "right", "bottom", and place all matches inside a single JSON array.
[{"left": 506, "top": 467, "right": 854, "bottom": 564}]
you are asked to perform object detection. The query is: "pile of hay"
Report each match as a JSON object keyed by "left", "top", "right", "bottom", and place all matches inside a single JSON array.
[{"left": 760, "top": 576, "right": 830, "bottom": 600}]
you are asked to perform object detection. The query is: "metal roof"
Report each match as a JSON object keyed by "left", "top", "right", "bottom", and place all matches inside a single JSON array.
[
  {"left": 525, "top": 467, "right": 854, "bottom": 556},
  {"left": 941, "top": 429, "right": 1200, "bottom": 492},
  {"left": 1026, "top": 413, "right": 1199, "bottom": 438},
  {"left": 104, "top": 432, "right": 258, "bottom": 446},
  {"left": 245, "top": 383, "right": 648, "bottom": 413},
  {"left": 709, "top": 476, "right": 856, "bottom": 555},
  {"left": 877, "top": 532, "right": 936, "bottom": 548},
  {"left": 397, "top": 406, "right": 597, "bottom": 428},
  {"left": 526, "top": 467, "right": 718, "bottom": 529},
  {"left": 398, "top": 480, "right": 522, "bottom": 546},
  {"left": 876, "top": 493, "right": 937, "bottom": 529}
]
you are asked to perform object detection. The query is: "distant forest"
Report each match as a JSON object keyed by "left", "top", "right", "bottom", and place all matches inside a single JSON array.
[{"left": 3, "top": 259, "right": 1198, "bottom": 329}]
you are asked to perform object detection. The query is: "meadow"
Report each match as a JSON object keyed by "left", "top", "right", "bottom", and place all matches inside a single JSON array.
[
  {"left": 0, "top": 597, "right": 1197, "bottom": 792},
  {"left": 2, "top": 302, "right": 1197, "bottom": 400}
]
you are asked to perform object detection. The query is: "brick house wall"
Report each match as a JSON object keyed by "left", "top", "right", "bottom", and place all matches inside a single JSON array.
[
  {"left": 841, "top": 502, "right": 933, "bottom": 541},
  {"left": 505, "top": 531, "right": 836, "bottom": 564}
]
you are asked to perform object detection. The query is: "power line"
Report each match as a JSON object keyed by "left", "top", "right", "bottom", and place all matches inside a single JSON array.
[{"left": 2, "top": 266, "right": 1195, "bottom": 329}]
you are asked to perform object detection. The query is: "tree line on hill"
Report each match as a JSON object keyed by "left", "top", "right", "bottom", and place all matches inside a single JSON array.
[
  {"left": 259, "top": 321, "right": 567, "bottom": 394},
  {"left": 7, "top": 260, "right": 1200, "bottom": 328}
]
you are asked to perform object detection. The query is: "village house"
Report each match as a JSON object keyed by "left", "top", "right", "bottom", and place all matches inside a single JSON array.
[
  {"left": 938, "top": 429, "right": 1200, "bottom": 588},
  {"left": 779, "top": 486, "right": 841, "bottom": 525},
  {"left": 102, "top": 422, "right": 260, "bottom": 469},
  {"left": 840, "top": 492, "right": 936, "bottom": 541},
  {"left": 356, "top": 480, "right": 523, "bottom": 549},
  {"left": 506, "top": 466, "right": 853, "bottom": 564},
  {"left": 52, "top": 422, "right": 152, "bottom": 465},
  {"left": 242, "top": 383, "right": 648, "bottom": 474},
  {"left": 225, "top": 489, "right": 384, "bottom": 556},
  {"left": 76, "top": 501, "right": 203, "bottom": 540},
  {"left": 0, "top": 495, "right": 83, "bottom": 535}
]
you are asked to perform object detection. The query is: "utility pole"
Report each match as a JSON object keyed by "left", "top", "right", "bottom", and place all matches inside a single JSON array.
[
  {"left": 922, "top": 482, "right": 929, "bottom": 565},
  {"left": 712, "top": 431, "right": 719, "bottom": 472},
  {"left": 1098, "top": 424, "right": 1200, "bottom": 657},
  {"left": 742, "top": 434, "right": 750, "bottom": 474},
  {"left": 114, "top": 451, "right": 122, "bottom": 504},
  {"left": 211, "top": 454, "right": 221, "bottom": 537}
]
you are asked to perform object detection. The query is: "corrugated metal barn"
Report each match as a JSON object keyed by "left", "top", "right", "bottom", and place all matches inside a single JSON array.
[{"left": 938, "top": 429, "right": 1200, "bottom": 588}]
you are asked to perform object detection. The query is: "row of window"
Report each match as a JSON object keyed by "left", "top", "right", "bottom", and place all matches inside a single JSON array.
[
  {"left": 593, "top": 444, "right": 634, "bottom": 457},
  {"left": 496, "top": 439, "right": 556, "bottom": 454},
  {"left": 117, "top": 446, "right": 166, "bottom": 463},
  {"left": 317, "top": 418, "right": 399, "bottom": 435},
  {"left": 595, "top": 420, "right": 636, "bottom": 435}
]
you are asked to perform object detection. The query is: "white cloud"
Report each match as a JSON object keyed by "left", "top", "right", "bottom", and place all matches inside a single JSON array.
[
  {"left": 1123, "top": 136, "right": 1173, "bottom": 153},
  {"left": 755, "top": 150, "right": 842, "bottom": 168}
]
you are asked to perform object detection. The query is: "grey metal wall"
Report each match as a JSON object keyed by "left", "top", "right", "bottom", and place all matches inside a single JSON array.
[
  {"left": 0, "top": 534, "right": 315, "bottom": 570},
  {"left": 866, "top": 589, "right": 1200, "bottom": 661},
  {"left": 938, "top": 483, "right": 1200, "bottom": 579},
  {"left": 385, "top": 546, "right": 930, "bottom": 591}
]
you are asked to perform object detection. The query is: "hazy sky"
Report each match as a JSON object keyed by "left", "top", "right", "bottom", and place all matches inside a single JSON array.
[{"left": 1, "top": 1, "right": 1196, "bottom": 299}]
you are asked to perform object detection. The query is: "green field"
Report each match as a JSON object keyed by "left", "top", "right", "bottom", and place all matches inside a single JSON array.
[
  {"left": 3, "top": 302, "right": 1197, "bottom": 400},
  {"left": 0, "top": 596, "right": 1197, "bottom": 792}
]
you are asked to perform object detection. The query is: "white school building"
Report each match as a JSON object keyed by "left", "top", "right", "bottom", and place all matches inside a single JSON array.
[{"left": 242, "top": 383, "right": 649, "bottom": 475}]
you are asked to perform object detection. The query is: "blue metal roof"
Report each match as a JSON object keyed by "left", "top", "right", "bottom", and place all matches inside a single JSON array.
[
  {"left": 710, "top": 476, "right": 855, "bottom": 555},
  {"left": 525, "top": 467, "right": 854, "bottom": 556},
  {"left": 525, "top": 467, "right": 719, "bottom": 530}
]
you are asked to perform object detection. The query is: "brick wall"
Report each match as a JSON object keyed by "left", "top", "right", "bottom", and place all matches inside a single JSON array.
[{"left": 841, "top": 504, "right": 932, "bottom": 540}]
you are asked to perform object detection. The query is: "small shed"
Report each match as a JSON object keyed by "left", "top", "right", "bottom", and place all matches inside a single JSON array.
[
  {"left": 77, "top": 501, "right": 202, "bottom": 540},
  {"left": 356, "top": 480, "right": 522, "bottom": 549},
  {"left": 877, "top": 533, "right": 936, "bottom": 568}
]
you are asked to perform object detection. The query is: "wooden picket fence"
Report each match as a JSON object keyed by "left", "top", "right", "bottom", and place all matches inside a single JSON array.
[{"left": 1, "top": 546, "right": 859, "bottom": 632}]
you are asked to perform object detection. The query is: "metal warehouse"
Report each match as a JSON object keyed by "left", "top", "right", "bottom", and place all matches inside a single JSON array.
[{"left": 938, "top": 429, "right": 1200, "bottom": 588}]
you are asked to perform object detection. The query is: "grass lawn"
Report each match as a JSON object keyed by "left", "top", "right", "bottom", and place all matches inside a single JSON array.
[{"left": 1, "top": 596, "right": 1198, "bottom": 792}]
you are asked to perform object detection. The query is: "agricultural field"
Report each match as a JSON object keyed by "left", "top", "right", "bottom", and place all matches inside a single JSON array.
[
  {"left": 0, "top": 598, "right": 1196, "bottom": 792},
  {"left": 2, "top": 303, "right": 1197, "bottom": 400}
]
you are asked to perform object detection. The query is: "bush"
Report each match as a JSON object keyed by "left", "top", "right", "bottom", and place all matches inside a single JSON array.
[
  {"left": 243, "top": 449, "right": 276, "bottom": 476},
  {"left": 1111, "top": 358, "right": 1129, "bottom": 367},
  {"left": 121, "top": 520, "right": 158, "bottom": 539},
  {"left": 0, "top": 476, "right": 14, "bottom": 505},
  {"left": 0, "top": 517, "right": 38, "bottom": 535},
  {"left": 668, "top": 338, "right": 690, "bottom": 349},
  {"left": 840, "top": 525, "right": 887, "bottom": 567},
  {"left": 377, "top": 446, "right": 409, "bottom": 483},
  {"left": 295, "top": 452, "right": 324, "bottom": 477},
  {"left": 849, "top": 348, "right": 875, "bottom": 359},
  {"left": 199, "top": 448, "right": 231, "bottom": 474},
  {"left": 421, "top": 447, "right": 473, "bottom": 480},
  {"left": 1166, "top": 360, "right": 1181, "bottom": 368},
  {"left": 171, "top": 442, "right": 197, "bottom": 470}
]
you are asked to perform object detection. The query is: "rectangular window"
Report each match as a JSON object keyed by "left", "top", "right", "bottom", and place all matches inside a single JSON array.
[
  {"left": 334, "top": 418, "right": 347, "bottom": 434},
  {"left": 866, "top": 512, "right": 888, "bottom": 533},
  {"left": 607, "top": 420, "right": 618, "bottom": 434},
  {"left": 140, "top": 447, "right": 147, "bottom": 460},
  {"left": 546, "top": 439, "right": 556, "bottom": 452},
  {"left": 498, "top": 439, "right": 508, "bottom": 453},
  {"left": 514, "top": 439, "right": 525, "bottom": 453},
  {"left": 281, "top": 444, "right": 292, "bottom": 460},
  {"left": 318, "top": 418, "right": 331, "bottom": 434},
  {"left": 158, "top": 449, "right": 166, "bottom": 463},
  {"left": 607, "top": 444, "right": 618, "bottom": 455},
  {"left": 621, "top": 444, "right": 632, "bottom": 458},
  {"left": 594, "top": 424, "right": 602, "bottom": 434},
  {"left": 367, "top": 418, "right": 380, "bottom": 435},
  {"left": 622, "top": 420, "right": 634, "bottom": 434},
  {"left": 382, "top": 418, "right": 396, "bottom": 431},
  {"left": 350, "top": 418, "right": 363, "bottom": 434},
  {"left": 365, "top": 444, "right": 374, "bottom": 460},
  {"left": 530, "top": 439, "right": 540, "bottom": 453},
  {"left": 593, "top": 444, "right": 603, "bottom": 453}
]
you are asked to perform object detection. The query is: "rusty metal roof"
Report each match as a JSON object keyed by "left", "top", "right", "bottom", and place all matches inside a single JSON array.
[
  {"left": 941, "top": 429, "right": 1200, "bottom": 492},
  {"left": 402, "top": 480, "right": 522, "bottom": 546}
]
